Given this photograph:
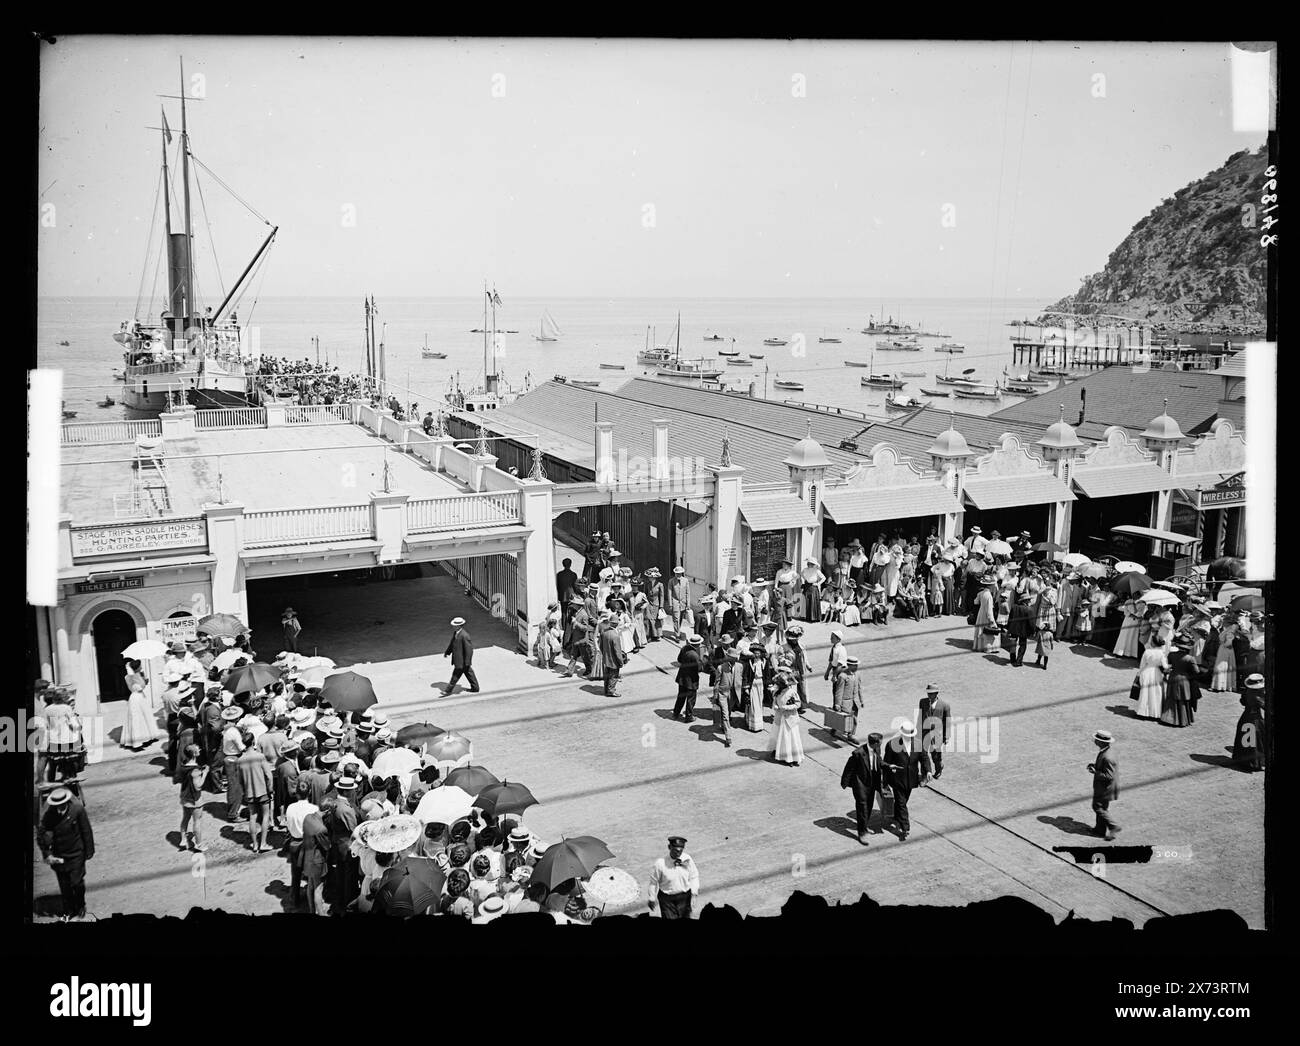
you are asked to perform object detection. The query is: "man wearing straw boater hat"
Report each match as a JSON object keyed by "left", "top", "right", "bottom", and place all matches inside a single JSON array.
[
  {"left": 443, "top": 616, "right": 480, "bottom": 695},
  {"left": 668, "top": 566, "right": 692, "bottom": 640},
  {"left": 1087, "top": 729, "right": 1121, "bottom": 840},
  {"left": 39, "top": 786, "right": 95, "bottom": 920},
  {"left": 883, "top": 720, "right": 931, "bottom": 841},
  {"left": 673, "top": 634, "right": 704, "bottom": 720}
]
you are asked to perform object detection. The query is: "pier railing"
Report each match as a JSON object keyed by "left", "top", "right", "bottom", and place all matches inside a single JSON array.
[
  {"left": 406, "top": 491, "right": 522, "bottom": 533},
  {"left": 243, "top": 503, "right": 373, "bottom": 547},
  {"left": 60, "top": 419, "right": 163, "bottom": 446},
  {"left": 195, "top": 407, "right": 267, "bottom": 429},
  {"left": 284, "top": 404, "right": 351, "bottom": 425}
]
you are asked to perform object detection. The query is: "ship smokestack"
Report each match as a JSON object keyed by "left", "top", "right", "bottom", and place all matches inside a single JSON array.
[
  {"left": 166, "top": 232, "right": 191, "bottom": 327},
  {"left": 1077, "top": 388, "right": 1086, "bottom": 426}
]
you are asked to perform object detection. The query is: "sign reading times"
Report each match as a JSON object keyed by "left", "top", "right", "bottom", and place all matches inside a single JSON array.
[
  {"left": 71, "top": 518, "right": 206, "bottom": 559},
  {"left": 159, "top": 615, "right": 198, "bottom": 643}
]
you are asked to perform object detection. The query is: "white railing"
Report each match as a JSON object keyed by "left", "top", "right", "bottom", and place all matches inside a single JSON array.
[
  {"left": 126, "top": 361, "right": 183, "bottom": 377},
  {"left": 243, "top": 504, "right": 373, "bottom": 547},
  {"left": 195, "top": 407, "right": 267, "bottom": 430},
  {"left": 61, "top": 420, "right": 163, "bottom": 445},
  {"left": 284, "top": 404, "right": 351, "bottom": 425},
  {"left": 406, "top": 491, "right": 521, "bottom": 533}
]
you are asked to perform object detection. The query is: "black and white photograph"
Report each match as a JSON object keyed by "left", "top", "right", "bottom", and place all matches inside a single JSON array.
[{"left": 20, "top": 32, "right": 1281, "bottom": 1017}]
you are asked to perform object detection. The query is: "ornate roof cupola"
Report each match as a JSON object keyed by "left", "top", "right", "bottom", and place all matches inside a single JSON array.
[
  {"left": 1036, "top": 404, "right": 1086, "bottom": 485},
  {"left": 1140, "top": 399, "right": 1184, "bottom": 474}
]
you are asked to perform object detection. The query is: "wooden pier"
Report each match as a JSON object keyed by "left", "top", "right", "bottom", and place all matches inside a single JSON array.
[{"left": 1009, "top": 323, "right": 1233, "bottom": 372}]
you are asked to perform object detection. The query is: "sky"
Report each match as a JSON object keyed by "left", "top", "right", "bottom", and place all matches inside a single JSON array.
[{"left": 37, "top": 37, "right": 1267, "bottom": 302}]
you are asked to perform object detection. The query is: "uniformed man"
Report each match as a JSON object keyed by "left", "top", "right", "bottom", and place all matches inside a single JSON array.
[
  {"left": 647, "top": 835, "right": 699, "bottom": 919},
  {"left": 915, "top": 683, "right": 952, "bottom": 780},
  {"left": 38, "top": 787, "right": 95, "bottom": 920}
]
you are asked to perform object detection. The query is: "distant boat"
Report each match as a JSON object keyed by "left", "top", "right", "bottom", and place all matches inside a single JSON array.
[
  {"left": 748, "top": 353, "right": 765, "bottom": 360},
  {"left": 877, "top": 337, "right": 922, "bottom": 351},
  {"left": 553, "top": 374, "right": 598, "bottom": 386},
  {"left": 534, "top": 310, "right": 562, "bottom": 342},
  {"left": 773, "top": 378, "right": 803, "bottom": 391},
  {"left": 62, "top": 409, "right": 77, "bottom": 419},
  {"left": 726, "top": 358, "right": 752, "bottom": 367},
  {"left": 599, "top": 363, "right": 625, "bottom": 370},
  {"left": 844, "top": 360, "right": 871, "bottom": 368},
  {"left": 938, "top": 342, "right": 966, "bottom": 353},
  {"left": 57, "top": 340, "right": 70, "bottom": 346},
  {"left": 952, "top": 384, "right": 1001, "bottom": 400},
  {"left": 570, "top": 379, "right": 601, "bottom": 388},
  {"left": 1002, "top": 381, "right": 1037, "bottom": 395},
  {"left": 819, "top": 337, "right": 842, "bottom": 344},
  {"left": 861, "top": 373, "right": 905, "bottom": 389},
  {"left": 900, "top": 370, "right": 926, "bottom": 377},
  {"left": 763, "top": 338, "right": 788, "bottom": 347},
  {"left": 718, "top": 349, "right": 741, "bottom": 357},
  {"left": 97, "top": 397, "right": 115, "bottom": 408},
  {"left": 885, "top": 393, "right": 924, "bottom": 411},
  {"left": 863, "top": 312, "right": 918, "bottom": 336},
  {"left": 1030, "top": 367, "right": 1072, "bottom": 378},
  {"left": 421, "top": 334, "right": 446, "bottom": 359},
  {"left": 112, "top": 369, "right": 126, "bottom": 382},
  {"left": 920, "top": 387, "right": 950, "bottom": 397},
  {"left": 704, "top": 334, "right": 725, "bottom": 341}
]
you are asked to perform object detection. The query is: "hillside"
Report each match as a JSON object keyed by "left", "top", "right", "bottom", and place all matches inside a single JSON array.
[{"left": 1040, "top": 146, "right": 1270, "bottom": 334}]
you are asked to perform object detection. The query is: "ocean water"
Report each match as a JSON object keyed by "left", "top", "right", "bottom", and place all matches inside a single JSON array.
[{"left": 38, "top": 296, "right": 1051, "bottom": 419}]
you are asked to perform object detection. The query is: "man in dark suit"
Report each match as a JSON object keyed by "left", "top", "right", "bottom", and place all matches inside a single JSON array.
[
  {"left": 443, "top": 617, "right": 480, "bottom": 694},
  {"left": 883, "top": 720, "right": 931, "bottom": 841},
  {"left": 841, "top": 732, "right": 886, "bottom": 845},
  {"left": 915, "top": 683, "right": 952, "bottom": 780},
  {"left": 1088, "top": 729, "right": 1121, "bottom": 840},
  {"left": 1006, "top": 591, "right": 1035, "bottom": 667},
  {"left": 673, "top": 635, "right": 704, "bottom": 720},
  {"left": 38, "top": 788, "right": 95, "bottom": 919},
  {"left": 598, "top": 614, "right": 626, "bottom": 697},
  {"left": 556, "top": 558, "right": 578, "bottom": 614}
]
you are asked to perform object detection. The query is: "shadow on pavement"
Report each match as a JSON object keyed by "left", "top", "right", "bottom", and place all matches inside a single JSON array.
[
  {"left": 814, "top": 814, "right": 862, "bottom": 842},
  {"left": 1104, "top": 703, "right": 1142, "bottom": 720},
  {"left": 1188, "top": 753, "right": 1236, "bottom": 770},
  {"left": 1038, "top": 814, "right": 1097, "bottom": 837}
]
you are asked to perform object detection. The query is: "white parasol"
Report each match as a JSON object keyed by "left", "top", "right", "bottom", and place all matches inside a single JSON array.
[
  {"left": 1058, "top": 552, "right": 1092, "bottom": 569},
  {"left": 413, "top": 785, "right": 475, "bottom": 825},
  {"left": 985, "top": 539, "right": 1013, "bottom": 557},
  {"left": 1114, "top": 561, "right": 1146, "bottom": 575},
  {"left": 212, "top": 649, "right": 245, "bottom": 671},
  {"left": 580, "top": 867, "right": 642, "bottom": 915},
  {"left": 1137, "top": 589, "right": 1180, "bottom": 607},
  {"left": 370, "top": 747, "right": 422, "bottom": 781},
  {"left": 121, "top": 639, "right": 167, "bottom": 661}
]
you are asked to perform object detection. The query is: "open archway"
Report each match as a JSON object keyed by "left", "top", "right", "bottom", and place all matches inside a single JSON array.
[{"left": 92, "top": 608, "right": 136, "bottom": 702}]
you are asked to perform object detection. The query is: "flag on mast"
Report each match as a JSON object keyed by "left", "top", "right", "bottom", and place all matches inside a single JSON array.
[
  {"left": 161, "top": 107, "right": 172, "bottom": 143},
  {"left": 491, "top": 288, "right": 503, "bottom": 307}
]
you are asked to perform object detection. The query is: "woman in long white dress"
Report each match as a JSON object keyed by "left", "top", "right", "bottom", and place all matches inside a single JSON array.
[
  {"left": 972, "top": 579, "right": 997, "bottom": 652},
  {"left": 1135, "top": 637, "right": 1170, "bottom": 719},
  {"left": 841, "top": 582, "right": 862, "bottom": 627},
  {"left": 1209, "top": 620, "right": 1237, "bottom": 692},
  {"left": 885, "top": 545, "right": 903, "bottom": 601},
  {"left": 630, "top": 589, "right": 648, "bottom": 652},
  {"left": 119, "top": 681, "right": 159, "bottom": 750},
  {"left": 1113, "top": 599, "right": 1142, "bottom": 658},
  {"left": 767, "top": 671, "right": 804, "bottom": 766}
]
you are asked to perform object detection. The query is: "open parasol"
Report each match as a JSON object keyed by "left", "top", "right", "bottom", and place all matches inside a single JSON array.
[
  {"left": 474, "top": 780, "right": 538, "bottom": 817},
  {"left": 196, "top": 613, "right": 248, "bottom": 638},
  {"left": 985, "top": 539, "right": 1013, "bottom": 558},
  {"left": 1114, "top": 561, "right": 1146, "bottom": 575},
  {"left": 930, "top": 560, "right": 954, "bottom": 579},
  {"left": 357, "top": 813, "right": 423, "bottom": 854},
  {"left": 413, "top": 785, "right": 475, "bottom": 825},
  {"left": 580, "top": 867, "right": 642, "bottom": 915},
  {"left": 443, "top": 765, "right": 500, "bottom": 796},
  {"left": 395, "top": 722, "right": 446, "bottom": 748},
  {"left": 212, "top": 648, "right": 245, "bottom": 672},
  {"left": 1081, "top": 562, "right": 1111, "bottom": 579},
  {"left": 370, "top": 747, "right": 423, "bottom": 781},
  {"left": 372, "top": 855, "right": 445, "bottom": 918},
  {"left": 224, "top": 661, "right": 280, "bottom": 695},
  {"left": 1229, "top": 593, "right": 1265, "bottom": 614},
  {"left": 319, "top": 670, "right": 378, "bottom": 713},
  {"left": 1110, "top": 571, "right": 1153, "bottom": 598},
  {"left": 1031, "top": 541, "right": 1065, "bottom": 555},
  {"left": 1058, "top": 552, "right": 1092, "bottom": 569},
  {"left": 296, "top": 666, "right": 329, "bottom": 689},
  {"left": 529, "top": 836, "right": 615, "bottom": 890},
  {"left": 121, "top": 639, "right": 167, "bottom": 661},
  {"left": 425, "top": 731, "right": 473, "bottom": 764},
  {"left": 1137, "top": 589, "right": 1180, "bottom": 607}
]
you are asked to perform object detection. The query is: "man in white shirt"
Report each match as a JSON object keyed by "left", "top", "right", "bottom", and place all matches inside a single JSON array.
[
  {"left": 647, "top": 835, "right": 699, "bottom": 919},
  {"left": 284, "top": 779, "right": 320, "bottom": 908},
  {"left": 963, "top": 526, "right": 987, "bottom": 557},
  {"left": 824, "top": 630, "right": 848, "bottom": 685}
]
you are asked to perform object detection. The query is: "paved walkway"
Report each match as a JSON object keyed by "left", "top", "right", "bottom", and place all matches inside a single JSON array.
[{"left": 33, "top": 603, "right": 1264, "bottom": 925}]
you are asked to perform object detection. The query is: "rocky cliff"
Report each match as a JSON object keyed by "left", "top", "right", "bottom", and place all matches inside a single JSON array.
[{"left": 1040, "top": 146, "right": 1270, "bottom": 333}]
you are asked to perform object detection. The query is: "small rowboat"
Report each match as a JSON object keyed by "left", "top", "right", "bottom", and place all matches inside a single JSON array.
[
  {"left": 952, "top": 384, "right": 1001, "bottom": 400},
  {"left": 773, "top": 379, "right": 803, "bottom": 390},
  {"left": 599, "top": 363, "right": 625, "bottom": 370},
  {"left": 818, "top": 337, "right": 842, "bottom": 344},
  {"left": 885, "top": 393, "right": 924, "bottom": 411},
  {"left": 1002, "top": 381, "right": 1038, "bottom": 395},
  {"left": 1029, "top": 368, "right": 1072, "bottom": 378},
  {"left": 935, "top": 373, "right": 979, "bottom": 386},
  {"left": 920, "top": 387, "right": 950, "bottom": 397},
  {"left": 726, "top": 358, "right": 753, "bottom": 366},
  {"left": 938, "top": 342, "right": 965, "bottom": 353},
  {"left": 97, "top": 397, "right": 116, "bottom": 408},
  {"left": 844, "top": 360, "right": 871, "bottom": 367},
  {"left": 422, "top": 350, "right": 448, "bottom": 359},
  {"left": 57, "top": 340, "right": 70, "bottom": 346},
  {"left": 62, "top": 410, "right": 77, "bottom": 419},
  {"left": 748, "top": 354, "right": 765, "bottom": 360},
  {"left": 764, "top": 338, "right": 788, "bottom": 347},
  {"left": 718, "top": 349, "right": 740, "bottom": 357},
  {"left": 704, "top": 334, "right": 725, "bottom": 341}
]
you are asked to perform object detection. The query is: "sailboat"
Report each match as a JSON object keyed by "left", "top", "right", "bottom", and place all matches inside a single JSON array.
[
  {"left": 445, "top": 283, "right": 526, "bottom": 412},
  {"left": 421, "top": 333, "right": 446, "bottom": 359},
  {"left": 637, "top": 325, "right": 672, "bottom": 367},
  {"left": 818, "top": 329, "right": 842, "bottom": 344},
  {"left": 534, "top": 310, "right": 562, "bottom": 342},
  {"left": 116, "top": 61, "right": 275, "bottom": 416},
  {"left": 860, "top": 351, "right": 905, "bottom": 389}
]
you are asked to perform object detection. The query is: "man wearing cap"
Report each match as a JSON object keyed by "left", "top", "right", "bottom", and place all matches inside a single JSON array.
[
  {"left": 915, "top": 684, "right": 952, "bottom": 780},
  {"left": 668, "top": 567, "right": 692, "bottom": 639},
  {"left": 1087, "top": 730, "right": 1121, "bottom": 840},
  {"left": 648, "top": 836, "right": 699, "bottom": 919},
  {"left": 823, "top": 629, "right": 848, "bottom": 689},
  {"left": 841, "top": 732, "right": 886, "bottom": 844},
  {"left": 672, "top": 635, "right": 704, "bottom": 720},
  {"left": 599, "top": 612, "right": 627, "bottom": 697},
  {"left": 1232, "top": 674, "right": 1266, "bottom": 773},
  {"left": 883, "top": 721, "right": 931, "bottom": 841},
  {"left": 273, "top": 738, "right": 302, "bottom": 832},
  {"left": 830, "top": 656, "right": 863, "bottom": 742},
  {"left": 39, "top": 787, "right": 95, "bottom": 920},
  {"left": 443, "top": 617, "right": 481, "bottom": 694},
  {"left": 564, "top": 598, "right": 595, "bottom": 679}
]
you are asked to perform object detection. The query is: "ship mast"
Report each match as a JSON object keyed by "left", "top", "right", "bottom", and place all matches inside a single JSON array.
[
  {"left": 180, "top": 60, "right": 196, "bottom": 345},
  {"left": 161, "top": 107, "right": 173, "bottom": 240}
]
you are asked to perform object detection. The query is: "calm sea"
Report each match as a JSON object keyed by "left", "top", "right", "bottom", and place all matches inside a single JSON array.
[{"left": 38, "top": 296, "right": 1051, "bottom": 419}]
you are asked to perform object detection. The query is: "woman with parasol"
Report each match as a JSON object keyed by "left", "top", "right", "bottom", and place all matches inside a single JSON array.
[
  {"left": 1112, "top": 598, "right": 1144, "bottom": 659},
  {"left": 1135, "top": 635, "right": 1170, "bottom": 720}
]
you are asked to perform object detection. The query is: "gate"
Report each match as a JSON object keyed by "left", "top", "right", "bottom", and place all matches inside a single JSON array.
[{"left": 437, "top": 553, "right": 525, "bottom": 649}]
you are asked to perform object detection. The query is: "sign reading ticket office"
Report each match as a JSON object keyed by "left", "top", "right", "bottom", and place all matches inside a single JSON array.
[{"left": 71, "top": 519, "right": 207, "bottom": 559}]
